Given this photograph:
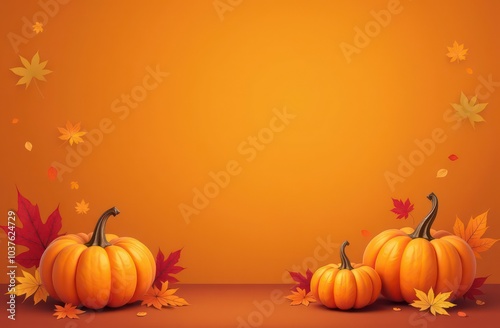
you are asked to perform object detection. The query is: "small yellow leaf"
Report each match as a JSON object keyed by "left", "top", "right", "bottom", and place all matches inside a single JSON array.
[
  {"left": 75, "top": 199, "right": 89, "bottom": 214},
  {"left": 70, "top": 181, "right": 79, "bottom": 190},
  {"left": 58, "top": 121, "right": 87, "bottom": 146},
  {"left": 33, "top": 22, "right": 43, "bottom": 34},
  {"left": 410, "top": 287, "right": 456, "bottom": 316},
  {"left": 436, "top": 169, "right": 448, "bottom": 178},
  {"left": 137, "top": 312, "right": 147, "bottom": 317},
  {"left": 10, "top": 52, "right": 52, "bottom": 89},
  {"left": 6, "top": 269, "right": 48, "bottom": 304},
  {"left": 25, "top": 141, "right": 33, "bottom": 151},
  {"left": 446, "top": 41, "right": 468, "bottom": 63}
]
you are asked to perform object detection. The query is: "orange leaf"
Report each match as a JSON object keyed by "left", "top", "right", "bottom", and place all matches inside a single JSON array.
[
  {"left": 393, "top": 307, "right": 402, "bottom": 312},
  {"left": 53, "top": 303, "right": 85, "bottom": 319},
  {"left": 453, "top": 211, "right": 499, "bottom": 258},
  {"left": 141, "top": 281, "right": 189, "bottom": 310},
  {"left": 285, "top": 287, "right": 316, "bottom": 306},
  {"left": 457, "top": 311, "right": 467, "bottom": 317},
  {"left": 48, "top": 166, "right": 58, "bottom": 181}
]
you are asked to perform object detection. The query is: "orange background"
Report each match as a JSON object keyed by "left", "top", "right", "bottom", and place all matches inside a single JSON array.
[{"left": 1, "top": 0, "right": 499, "bottom": 284}]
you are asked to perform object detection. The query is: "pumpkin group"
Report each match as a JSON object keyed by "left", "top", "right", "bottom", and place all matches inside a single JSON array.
[
  {"left": 310, "top": 240, "right": 381, "bottom": 310},
  {"left": 39, "top": 207, "right": 156, "bottom": 309},
  {"left": 362, "top": 193, "right": 476, "bottom": 303}
]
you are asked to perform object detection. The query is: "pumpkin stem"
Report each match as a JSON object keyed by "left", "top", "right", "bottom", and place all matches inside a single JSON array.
[
  {"left": 339, "top": 240, "right": 354, "bottom": 270},
  {"left": 409, "top": 193, "right": 438, "bottom": 240},
  {"left": 85, "top": 207, "right": 120, "bottom": 248}
]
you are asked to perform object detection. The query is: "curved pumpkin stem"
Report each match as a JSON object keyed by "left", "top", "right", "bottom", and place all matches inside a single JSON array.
[
  {"left": 339, "top": 240, "right": 354, "bottom": 270},
  {"left": 85, "top": 207, "right": 120, "bottom": 248},
  {"left": 409, "top": 193, "right": 438, "bottom": 240}
]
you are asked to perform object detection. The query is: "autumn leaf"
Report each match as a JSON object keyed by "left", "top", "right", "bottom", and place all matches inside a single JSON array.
[
  {"left": 436, "top": 169, "right": 448, "bottom": 178},
  {"left": 446, "top": 41, "right": 468, "bottom": 63},
  {"left": 463, "top": 276, "right": 489, "bottom": 300},
  {"left": 47, "top": 166, "right": 58, "bottom": 181},
  {"left": 390, "top": 198, "right": 414, "bottom": 220},
  {"left": 70, "top": 181, "right": 79, "bottom": 190},
  {"left": 285, "top": 287, "right": 316, "bottom": 306},
  {"left": 141, "top": 281, "right": 189, "bottom": 310},
  {"left": 75, "top": 199, "right": 89, "bottom": 214},
  {"left": 53, "top": 303, "right": 86, "bottom": 319},
  {"left": 453, "top": 211, "right": 499, "bottom": 258},
  {"left": 154, "top": 248, "right": 185, "bottom": 288},
  {"left": 25, "top": 141, "right": 33, "bottom": 151},
  {"left": 33, "top": 22, "right": 43, "bottom": 34},
  {"left": 448, "top": 154, "right": 459, "bottom": 161},
  {"left": 10, "top": 52, "right": 52, "bottom": 89},
  {"left": 58, "top": 121, "right": 87, "bottom": 146},
  {"left": 288, "top": 269, "right": 313, "bottom": 293},
  {"left": 410, "top": 287, "right": 456, "bottom": 316},
  {"left": 451, "top": 92, "right": 487, "bottom": 128},
  {"left": 6, "top": 269, "right": 48, "bottom": 304},
  {"left": 0, "top": 189, "right": 63, "bottom": 268}
]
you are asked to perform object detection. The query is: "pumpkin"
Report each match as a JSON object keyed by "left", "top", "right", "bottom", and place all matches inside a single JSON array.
[
  {"left": 310, "top": 240, "right": 381, "bottom": 310},
  {"left": 362, "top": 193, "right": 476, "bottom": 303},
  {"left": 39, "top": 207, "right": 156, "bottom": 309}
]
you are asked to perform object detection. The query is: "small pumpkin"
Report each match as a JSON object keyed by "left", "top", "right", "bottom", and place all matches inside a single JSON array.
[
  {"left": 310, "top": 240, "right": 381, "bottom": 310},
  {"left": 362, "top": 193, "right": 476, "bottom": 303},
  {"left": 39, "top": 207, "right": 156, "bottom": 309}
]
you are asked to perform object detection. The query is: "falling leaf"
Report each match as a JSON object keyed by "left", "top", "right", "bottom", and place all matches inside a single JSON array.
[
  {"left": 12, "top": 118, "right": 19, "bottom": 124},
  {"left": 75, "top": 200, "right": 89, "bottom": 214},
  {"left": 285, "top": 287, "right": 316, "bottom": 306},
  {"left": 463, "top": 276, "right": 489, "bottom": 300},
  {"left": 451, "top": 92, "right": 488, "bottom": 128},
  {"left": 32, "top": 22, "right": 43, "bottom": 34},
  {"left": 25, "top": 141, "right": 33, "bottom": 151},
  {"left": 476, "top": 300, "right": 485, "bottom": 305},
  {"left": 58, "top": 121, "right": 87, "bottom": 146},
  {"left": 361, "top": 229, "right": 372, "bottom": 238},
  {"left": 6, "top": 269, "right": 48, "bottom": 304},
  {"left": 0, "top": 189, "right": 63, "bottom": 268},
  {"left": 410, "top": 287, "right": 456, "bottom": 316},
  {"left": 436, "top": 169, "right": 448, "bottom": 178},
  {"left": 393, "top": 307, "right": 402, "bottom": 312},
  {"left": 48, "top": 166, "right": 58, "bottom": 181},
  {"left": 154, "top": 248, "right": 185, "bottom": 289},
  {"left": 10, "top": 52, "right": 52, "bottom": 89},
  {"left": 70, "top": 181, "right": 79, "bottom": 190},
  {"left": 141, "top": 281, "right": 189, "bottom": 310},
  {"left": 288, "top": 269, "right": 313, "bottom": 293},
  {"left": 446, "top": 41, "right": 468, "bottom": 63},
  {"left": 53, "top": 303, "right": 85, "bottom": 319},
  {"left": 448, "top": 154, "right": 459, "bottom": 161},
  {"left": 137, "top": 312, "right": 147, "bottom": 317},
  {"left": 390, "top": 198, "right": 414, "bottom": 220},
  {"left": 453, "top": 211, "right": 499, "bottom": 258},
  {"left": 457, "top": 311, "right": 467, "bottom": 317},
  {"left": 466, "top": 68, "right": 473, "bottom": 74}
]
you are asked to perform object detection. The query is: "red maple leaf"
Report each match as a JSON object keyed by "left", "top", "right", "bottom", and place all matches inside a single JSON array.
[
  {"left": 1, "top": 189, "right": 63, "bottom": 268},
  {"left": 390, "top": 198, "right": 414, "bottom": 220},
  {"left": 288, "top": 269, "right": 313, "bottom": 293},
  {"left": 463, "top": 276, "right": 489, "bottom": 300},
  {"left": 153, "top": 248, "right": 185, "bottom": 288}
]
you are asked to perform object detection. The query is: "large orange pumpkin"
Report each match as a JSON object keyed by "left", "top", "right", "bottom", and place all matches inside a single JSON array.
[
  {"left": 39, "top": 207, "right": 156, "bottom": 309},
  {"left": 362, "top": 193, "right": 476, "bottom": 303},
  {"left": 310, "top": 241, "right": 381, "bottom": 310}
]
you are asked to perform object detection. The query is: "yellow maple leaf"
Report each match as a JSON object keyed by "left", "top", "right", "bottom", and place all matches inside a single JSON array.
[
  {"left": 285, "top": 287, "right": 316, "bottom": 306},
  {"left": 453, "top": 211, "right": 499, "bottom": 258},
  {"left": 10, "top": 52, "right": 52, "bottom": 89},
  {"left": 410, "top": 288, "right": 456, "bottom": 316},
  {"left": 141, "top": 281, "right": 189, "bottom": 310},
  {"left": 75, "top": 199, "right": 89, "bottom": 214},
  {"left": 53, "top": 303, "right": 85, "bottom": 319},
  {"left": 33, "top": 22, "right": 43, "bottom": 34},
  {"left": 58, "top": 121, "right": 87, "bottom": 145},
  {"left": 450, "top": 92, "right": 487, "bottom": 128},
  {"left": 70, "top": 181, "right": 79, "bottom": 190},
  {"left": 6, "top": 269, "right": 48, "bottom": 305},
  {"left": 446, "top": 41, "right": 468, "bottom": 63}
]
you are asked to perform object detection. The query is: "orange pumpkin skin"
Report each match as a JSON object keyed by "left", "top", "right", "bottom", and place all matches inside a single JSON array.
[
  {"left": 362, "top": 193, "right": 476, "bottom": 303},
  {"left": 39, "top": 207, "right": 156, "bottom": 309},
  {"left": 311, "top": 241, "right": 381, "bottom": 310}
]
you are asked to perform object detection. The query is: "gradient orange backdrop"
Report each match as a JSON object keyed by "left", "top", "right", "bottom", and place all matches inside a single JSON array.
[{"left": 1, "top": 0, "right": 499, "bottom": 284}]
